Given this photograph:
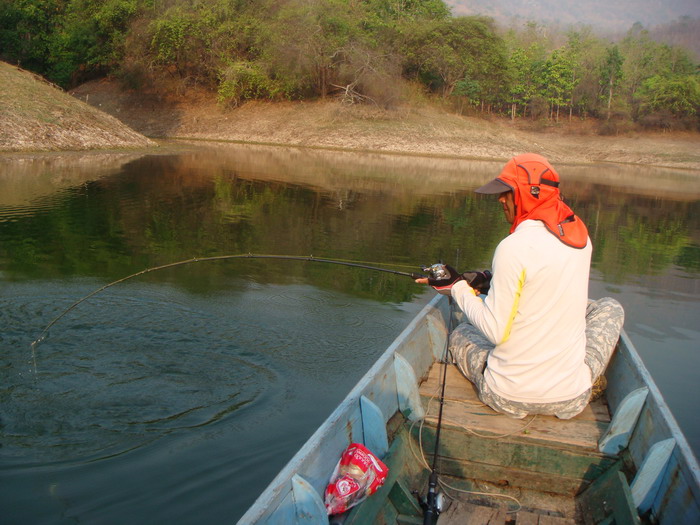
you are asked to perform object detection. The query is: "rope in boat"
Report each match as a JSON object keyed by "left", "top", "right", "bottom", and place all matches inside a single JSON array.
[{"left": 408, "top": 389, "right": 535, "bottom": 514}]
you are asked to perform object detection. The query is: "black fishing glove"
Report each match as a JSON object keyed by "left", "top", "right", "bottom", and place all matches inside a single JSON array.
[
  {"left": 463, "top": 270, "right": 492, "bottom": 295},
  {"left": 425, "top": 264, "right": 464, "bottom": 295}
]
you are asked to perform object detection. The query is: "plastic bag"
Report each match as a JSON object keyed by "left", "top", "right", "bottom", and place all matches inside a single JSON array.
[{"left": 324, "top": 443, "right": 388, "bottom": 515}]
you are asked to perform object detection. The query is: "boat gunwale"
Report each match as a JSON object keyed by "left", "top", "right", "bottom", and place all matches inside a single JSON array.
[
  {"left": 609, "top": 330, "right": 700, "bottom": 520},
  {"left": 616, "top": 331, "right": 700, "bottom": 477},
  {"left": 236, "top": 294, "right": 449, "bottom": 524},
  {"left": 237, "top": 296, "right": 700, "bottom": 524}
]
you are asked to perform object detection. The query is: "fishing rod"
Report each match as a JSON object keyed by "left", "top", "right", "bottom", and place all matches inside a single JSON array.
[
  {"left": 419, "top": 293, "right": 453, "bottom": 524},
  {"left": 30, "top": 253, "right": 428, "bottom": 351}
]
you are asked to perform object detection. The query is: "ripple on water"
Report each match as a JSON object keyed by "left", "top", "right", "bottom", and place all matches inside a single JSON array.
[
  {"left": 0, "top": 280, "right": 419, "bottom": 468},
  {"left": 0, "top": 285, "right": 281, "bottom": 464}
]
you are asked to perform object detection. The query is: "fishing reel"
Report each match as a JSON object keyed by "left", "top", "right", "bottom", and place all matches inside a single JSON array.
[
  {"left": 421, "top": 263, "right": 452, "bottom": 281},
  {"left": 413, "top": 479, "right": 448, "bottom": 524}
]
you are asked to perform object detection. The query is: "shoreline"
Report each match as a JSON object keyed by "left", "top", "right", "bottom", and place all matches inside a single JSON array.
[
  {"left": 2, "top": 66, "right": 699, "bottom": 172},
  {"left": 168, "top": 134, "right": 700, "bottom": 172},
  {"left": 4, "top": 127, "right": 700, "bottom": 175},
  {"left": 66, "top": 78, "right": 700, "bottom": 172}
]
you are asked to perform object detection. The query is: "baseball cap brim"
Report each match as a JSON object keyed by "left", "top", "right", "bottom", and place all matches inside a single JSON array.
[{"left": 475, "top": 178, "right": 512, "bottom": 194}]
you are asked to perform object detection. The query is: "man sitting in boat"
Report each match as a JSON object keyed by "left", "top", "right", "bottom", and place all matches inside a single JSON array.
[{"left": 417, "top": 153, "right": 624, "bottom": 419}]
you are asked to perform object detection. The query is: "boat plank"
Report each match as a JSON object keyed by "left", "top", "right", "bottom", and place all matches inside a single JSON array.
[
  {"left": 422, "top": 365, "right": 610, "bottom": 421},
  {"left": 607, "top": 336, "right": 700, "bottom": 525},
  {"left": 515, "top": 512, "right": 540, "bottom": 524},
  {"left": 440, "top": 501, "right": 506, "bottom": 525},
  {"left": 237, "top": 296, "right": 450, "bottom": 524},
  {"left": 420, "top": 365, "right": 610, "bottom": 450},
  {"left": 428, "top": 455, "right": 601, "bottom": 495},
  {"left": 537, "top": 515, "right": 576, "bottom": 525}
]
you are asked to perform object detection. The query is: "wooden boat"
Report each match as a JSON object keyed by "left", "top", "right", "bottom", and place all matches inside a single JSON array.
[{"left": 237, "top": 295, "right": 700, "bottom": 524}]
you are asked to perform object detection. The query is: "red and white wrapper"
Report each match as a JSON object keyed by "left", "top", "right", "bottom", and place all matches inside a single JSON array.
[{"left": 324, "top": 443, "right": 388, "bottom": 515}]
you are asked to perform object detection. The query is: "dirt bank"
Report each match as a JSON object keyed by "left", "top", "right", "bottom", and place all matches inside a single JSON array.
[
  {"left": 3, "top": 62, "right": 698, "bottom": 171},
  {"left": 70, "top": 78, "right": 700, "bottom": 171}
]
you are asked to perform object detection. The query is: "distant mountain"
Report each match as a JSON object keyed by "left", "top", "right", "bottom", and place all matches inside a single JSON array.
[{"left": 445, "top": 0, "right": 700, "bottom": 33}]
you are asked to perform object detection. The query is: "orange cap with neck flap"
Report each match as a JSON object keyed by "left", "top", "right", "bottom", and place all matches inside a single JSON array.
[{"left": 476, "top": 153, "right": 589, "bottom": 248}]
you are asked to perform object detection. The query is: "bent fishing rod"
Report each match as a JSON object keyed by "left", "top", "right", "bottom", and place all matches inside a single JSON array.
[
  {"left": 29, "top": 253, "right": 458, "bottom": 520},
  {"left": 30, "top": 253, "right": 430, "bottom": 351}
]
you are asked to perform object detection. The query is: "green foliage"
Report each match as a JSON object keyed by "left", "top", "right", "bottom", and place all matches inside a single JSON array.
[
  {"left": 217, "top": 60, "right": 291, "bottom": 106},
  {"left": 600, "top": 45, "right": 624, "bottom": 90},
  {"left": 0, "top": 0, "right": 139, "bottom": 86},
  {"left": 149, "top": 6, "right": 212, "bottom": 75},
  {"left": 1, "top": 0, "right": 698, "bottom": 126},
  {"left": 635, "top": 74, "right": 700, "bottom": 129},
  {"left": 0, "top": 0, "right": 65, "bottom": 76},
  {"left": 453, "top": 77, "right": 479, "bottom": 101},
  {"left": 599, "top": 44, "right": 625, "bottom": 120},
  {"left": 404, "top": 15, "right": 506, "bottom": 100},
  {"left": 506, "top": 47, "right": 531, "bottom": 108},
  {"left": 366, "top": 0, "right": 450, "bottom": 21},
  {"left": 263, "top": 0, "right": 362, "bottom": 98},
  {"left": 566, "top": 29, "right": 606, "bottom": 118},
  {"left": 541, "top": 49, "right": 575, "bottom": 118}
]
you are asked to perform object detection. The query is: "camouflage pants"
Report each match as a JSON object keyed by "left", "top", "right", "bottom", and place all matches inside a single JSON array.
[{"left": 449, "top": 297, "right": 625, "bottom": 419}]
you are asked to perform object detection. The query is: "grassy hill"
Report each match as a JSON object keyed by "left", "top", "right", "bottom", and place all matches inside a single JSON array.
[{"left": 0, "top": 61, "right": 155, "bottom": 153}]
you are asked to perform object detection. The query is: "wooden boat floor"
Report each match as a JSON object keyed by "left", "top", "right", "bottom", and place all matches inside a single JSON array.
[
  {"left": 440, "top": 499, "right": 576, "bottom": 525},
  {"left": 419, "top": 364, "right": 611, "bottom": 452},
  {"left": 415, "top": 364, "right": 613, "bottom": 523}
]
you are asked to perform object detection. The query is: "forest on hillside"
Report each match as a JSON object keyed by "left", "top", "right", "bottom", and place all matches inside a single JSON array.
[{"left": 1, "top": 0, "right": 699, "bottom": 132}]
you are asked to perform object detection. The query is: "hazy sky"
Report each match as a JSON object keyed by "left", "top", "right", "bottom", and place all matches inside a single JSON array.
[{"left": 446, "top": 0, "right": 700, "bottom": 32}]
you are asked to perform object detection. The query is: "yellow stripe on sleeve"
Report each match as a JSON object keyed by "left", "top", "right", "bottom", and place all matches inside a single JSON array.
[{"left": 501, "top": 269, "right": 526, "bottom": 344}]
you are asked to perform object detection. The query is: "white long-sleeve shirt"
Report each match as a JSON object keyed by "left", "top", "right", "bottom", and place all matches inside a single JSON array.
[{"left": 452, "top": 220, "right": 592, "bottom": 403}]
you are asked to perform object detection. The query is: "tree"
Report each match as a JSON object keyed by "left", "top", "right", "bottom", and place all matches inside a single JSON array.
[
  {"left": 619, "top": 27, "right": 659, "bottom": 106},
  {"left": 49, "top": 0, "right": 139, "bottom": 86},
  {"left": 403, "top": 16, "right": 505, "bottom": 100},
  {"left": 263, "top": 0, "right": 361, "bottom": 98},
  {"left": 636, "top": 74, "right": 700, "bottom": 129},
  {"left": 506, "top": 46, "right": 529, "bottom": 119},
  {"left": 502, "top": 23, "right": 550, "bottom": 119},
  {"left": 570, "top": 31, "right": 606, "bottom": 119},
  {"left": 541, "top": 49, "right": 575, "bottom": 121},
  {"left": 560, "top": 30, "right": 586, "bottom": 121},
  {"left": 364, "top": 0, "right": 449, "bottom": 21},
  {"left": 600, "top": 45, "right": 624, "bottom": 121},
  {"left": 149, "top": 5, "right": 215, "bottom": 81},
  {"left": 0, "top": 0, "right": 64, "bottom": 74}
]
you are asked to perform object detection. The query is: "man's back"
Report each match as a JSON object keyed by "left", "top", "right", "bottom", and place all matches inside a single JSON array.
[{"left": 462, "top": 219, "right": 592, "bottom": 403}]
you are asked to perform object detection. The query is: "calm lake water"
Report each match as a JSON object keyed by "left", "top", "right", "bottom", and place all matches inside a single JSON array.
[{"left": 1, "top": 143, "right": 699, "bottom": 524}]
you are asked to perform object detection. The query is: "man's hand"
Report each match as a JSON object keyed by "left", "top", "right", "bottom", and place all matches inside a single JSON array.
[
  {"left": 463, "top": 270, "right": 492, "bottom": 295},
  {"left": 415, "top": 264, "right": 464, "bottom": 295}
]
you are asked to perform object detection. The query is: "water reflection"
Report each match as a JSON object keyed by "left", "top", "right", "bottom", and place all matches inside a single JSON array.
[
  {"left": 2, "top": 145, "right": 698, "bottom": 287},
  {"left": 0, "top": 144, "right": 698, "bottom": 523}
]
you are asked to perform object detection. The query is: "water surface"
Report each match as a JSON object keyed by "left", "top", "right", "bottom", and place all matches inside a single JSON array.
[{"left": 1, "top": 144, "right": 698, "bottom": 523}]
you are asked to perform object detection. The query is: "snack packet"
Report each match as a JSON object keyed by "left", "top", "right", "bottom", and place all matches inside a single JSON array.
[{"left": 324, "top": 443, "right": 388, "bottom": 515}]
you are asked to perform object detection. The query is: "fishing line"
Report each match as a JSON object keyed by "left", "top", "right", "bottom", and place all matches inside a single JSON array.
[
  {"left": 411, "top": 389, "right": 528, "bottom": 514},
  {"left": 29, "top": 253, "right": 426, "bottom": 365}
]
